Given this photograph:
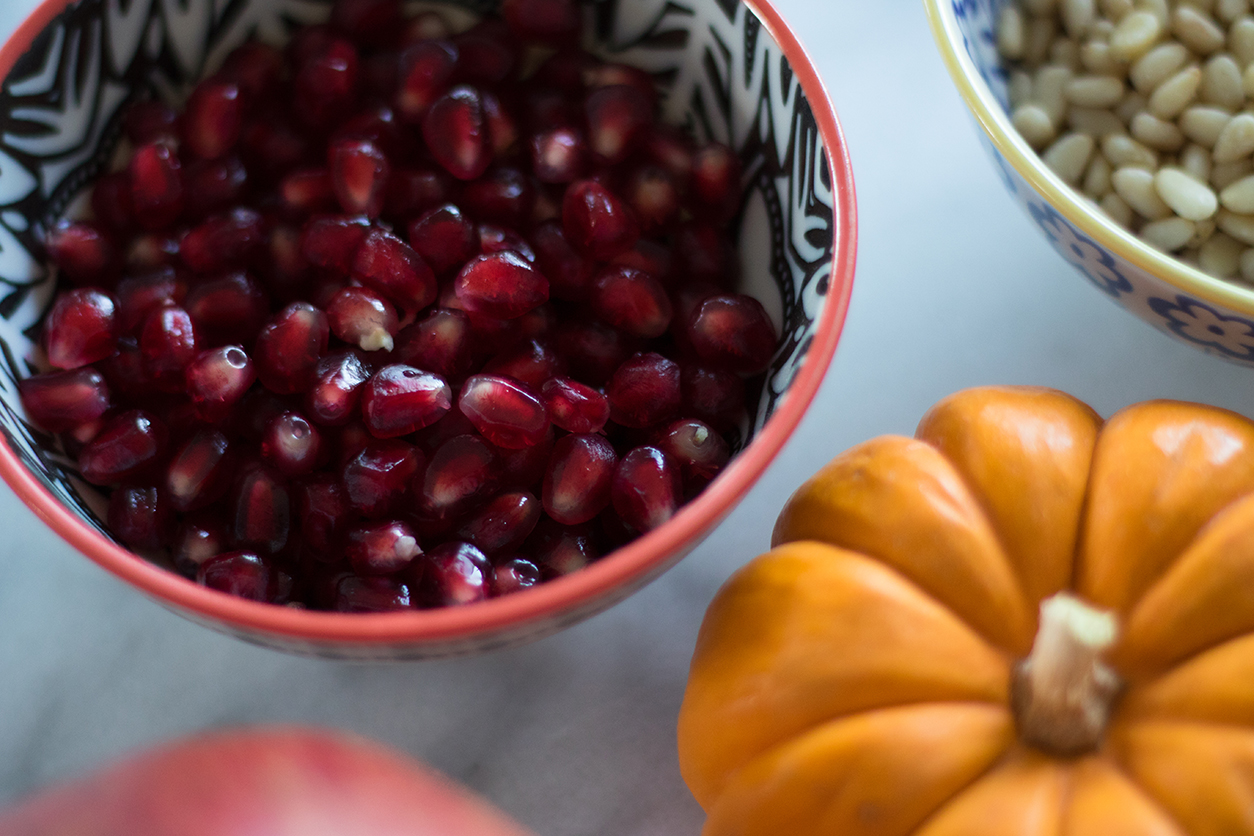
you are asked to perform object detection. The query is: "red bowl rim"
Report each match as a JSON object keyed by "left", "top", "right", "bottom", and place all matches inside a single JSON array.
[{"left": 0, "top": 0, "right": 858, "bottom": 646}]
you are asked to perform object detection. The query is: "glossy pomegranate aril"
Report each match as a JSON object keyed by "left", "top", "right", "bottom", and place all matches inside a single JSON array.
[
  {"left": 543, "top": 433, "right": 617, "bottom": 525},
  {"left": 391, "top": 308, "right": 473, "bottom": 381},
  {"left": 689, "top": 142, "right": 742, "bottom": 223},
  {"left": 384, "top": 168, "right": 448, "bottom": 218},
  {"left": 261, "top": 411, "right": 324, "bottom": 477},
  {"left": 351, "top": 229, "right": 436, "bottom": 312},
  {"left": 219, "top": 41, "right": 285, "bottom": 105},
  {"left": 606, "top": 352, "right": 681, "bottom": 428},
  {"left": 181, "top": 156, "right": 248, "bottom": 220},
  {"left": 458, "top": 374, "right": 549, "bottom": 449},
  {"left": 454, "top": 252, "right": 548, "bottom": 319},
  {"left": 590, "top": 264, "right": 672, "bottom": 338},
  {"left": 182, "top": 80, "right": 243, "bottom": 160},
  {"left": 688, "top": 293, "right": 777, "bottom": 376},
  {"left": 99, "top": 338, "right": 148, "bottom": 397},
  {"left": 19, "top": 368, "right": 110, "bottom": 433},
  {"left": 254, "top": 302, "right": 330, "bottom": 394},
  {"left": 457, "top": 491, "right": 540, "bottom": 555},
  {"left": 298, "top": 475, "right": 353, "bottom": 556},
  {"left": 165, "top": 429, "right": 233, "bottom": 512},
  {"left": 420, "top": 541, "right": 492, "bottom": 606},
  {"left": 553, "top": 319, "right": 635, "bottom": 385},
  {"left": 279, "top": 168, "right": 336, "bottom": 216},
  {"left": 674, "top": 221, "right": 737, "bottom": 285},
  {"left": 563, "top": 179, "right": 640, "bottom": 260},
  {"left": 527, "top": 517, "right": 597, "bottom": 576},
  {"left": 183, "top": 271, "right": 268, "bottom": 347},
  {"left": 179, "top": 209, "right": 265, "bottom": 274},
  {"left": 129, "top": 141, "right": 184, "bottom": 230},
  {"left": 484, "top": 338, "right": 564, "bottom": 389},
  {"left": 108, "top": 486, "right": 172, "bottom": 552},
  {"left": 531, "top": 221, "right": 594, "bottom": 300},
  {"left": 335, "top": 575, "right": 415, "bottom": 612},
  {"left": 492, "top": 555, "right": 541, "bottom": 595},
  {"left": 407, "top": 204, "right": 476, "bottom": 273},
  {"left": 396, "top": 40, "right": 459, "bottom": 123},
  {"left": 584, "top": 84, "right": 652, "bottom": 165},
  {"left": 197, "top": 551, "right": 272, "bottom": 601},
  {"left": 347, "top": 520, "right": 421, "bottom": 575},
  {"left": 502, "top": 0, "right": 580, "bottom": 45},
  {"left": 493, "top": 424, "right": 554, "bottom": 488},
  {"left": 461, "top": 167, "right": 534, "bottom": 226},
  {"left": 79, "top": 409, "right": 167, "bottom": 485},
  {"left": 541, "top": 376, "right": 609, "bottom": 434},
  {"left": 230, "top": 464, "right": 291, "bottom": 554},
  {"left": 452, "top": 20, "right": 517, "bottom": 86},
  {"left": 173, "top": 516, "right": 227, "bottom": 577},
  {"left": 342, "top": 438, "right": 423, "bottom": 518},
  {"left": 124, "top": 100, "right": 179, "bottom": 145},
  {"left": 301, "top": 214, "right": 372, "bottom": 273},
  {"left": 116, "top": 270, "right": 183, "bottom": 334},
  {"left": 682, "top": 364, "right": 745, "bottom": 432},
  {"left": 43, "top": 288, "right": 117, "bottom": 370},
  {"left": 331, "top": 0, "right": 404, "bottom": 46},
  {"left": 361, "top": 364, "right": 452, "bottom": 437},
  {"left": 422, "top": 85, "right": 491, "bottom": 181},
  {"left": 45, "top": 221, "right": 118, "bottom": 286},
  {"left": 327, "top": 286, "right": 398, "bottom": 352},
  {"left": 656, "top": 418, "right": 730, "bottom": 485},
  {"left": 240, "top": 114, "right": 310, "bottom": 178},
  {"left": 625, "top": 165, "right": 680, "bottom": 233},
  {"left": 329, "top": 138, "right": 390, "bottom": 218},
  {"left": 91, "top": 172, "right": 136, "bottom": 234},
  {"left": 140, "top": 304, "right": 198, "bottom": 391},
  {"left": 294, "top": 38, "right": 360, "bottom": 129},
  {"left": 306, "top": 350, "right": 370, "bottom": 426},
  {"left": 611, "top": 445, "right": 681, "bottom": 532},
  {"left": 530, "top": 126, "right": 587, "bottom": 184},
  {"left": 125, "top": 233, "right": 181, "bottom": 271},
  {"left": 418, "top": 433, "right": 499, "bottom": 519}
]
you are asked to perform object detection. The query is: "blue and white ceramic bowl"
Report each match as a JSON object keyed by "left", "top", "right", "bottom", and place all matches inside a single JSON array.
[
  {"left": 927, "top": 0, "right": 1254, "bottom": 365},
  {"left": 0, "top": 0, "right": 856, "bottom": 657}
]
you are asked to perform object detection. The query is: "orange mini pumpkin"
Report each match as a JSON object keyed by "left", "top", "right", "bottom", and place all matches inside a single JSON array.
[{"left": 678, "top": 386, "right": 1254, "bottom": 836}]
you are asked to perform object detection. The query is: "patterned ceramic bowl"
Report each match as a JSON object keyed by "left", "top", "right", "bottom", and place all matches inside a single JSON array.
[
  {"left": 927, "top": 0, "right": 1254, "bottom": 364},
  {"left": 0, "top": 0, "right": 856, "bottom": 657}
]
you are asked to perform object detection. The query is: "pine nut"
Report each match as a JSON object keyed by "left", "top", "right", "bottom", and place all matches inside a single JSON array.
[
  {"left": 1068, "top": 106, "right": 1127, "bottom": 134},
  {"left": 1014, "top": 104, "right": 1060, "bottom": 148},
  {"left": 1213, "top": 111, "right": 1254, "bottom": 158},
  {"left": 1203, "top": 54, "right": 1246, "bottom": 107},
  {"left": 1064, "top": 0, "right": 1097, "bottom": 37},
  {"left": 1102, "top": 132, "right": 1160, "bottom": 166},
  {"left": 1036, "top": 65, "right": 1075, "bottom": 123},
  {"left": 1212, "top": 158, "right": 1253, "bottom": 188},
  {"left": 1139, "top": 0, "right": 1170, "bottom": 29},
  {"left": 1113, "top": 166, "right": 1175, "bottom": 217},
  {"left": 1238, "top": 245, "right": 1254, "bottom": 279},
  {"left": 1131, "top": 110, "right": 1186, "bottom": 148},
  {"left": 1192, "top": 216, "right": 1219, "bottom": 245},
  {"left": 1010, "top": 70, "right": 1035, "bottom": 107},
  {"left": 1110, "top": 10, "right": 1162, "bottom": 59},
  {"left": 1174, "top": 6, "right": 1228, "bottom": 53},
  {"left": 1000, "top": 5, "right": 1026, "bottom": 60},
  {"left": 1081, "top": 40, "right": 1121, "bottom": 74},
  {"left": 1180, "top": 105, "right": 1232, "bottom": 144},
  {"left": 1085, "top": 152, "right": 1114, "bottom": 195},
  {"left": 1051, "top": 38, "right": 1082, "bottom": 70},
  {"left": 1101, "top": 191, "right": 1136, "bottom": 223},
  {"left": 1155, "top": 167, "right": 1220, "bottom": 218},
  {"left": 1101, "top": 0, "right": 1135, "bottom": 18},
  {"left": 1026, "top": 17, "right": 1060, "bottom": 66},
  {"left": 1093, "top": 18, "right": 1116, "bottom": 38},
  {"left": 1141, "top": 216, "right": 1197, "bottom": 249},
  {"left": 1044, "top": 132, "right": 1097, "bottom": 182},
  {"left": 1026, "top": 0, "right": 1060, "bottom": 14},
  {"left": 1220, "top": 172, "right": 1254, "bottom": 209},
  {"left": 1130, "top": 43, "right": 1191, "bottom": 93},
  {"left": 1219, "top": 0, "right": 1251, "bottom": 23},
  {"left": 1217, "top": 207, "right": 1254, "bottom": 242},
  {"left": 1067, "top": 75, "right": 1127, "bottom": 106},
  {"left": 1200, "top": 230, "right": 1245, "bottom": 273},
  {"left": 1148, "top": 66, "right": 1203, "bottom": 119},
  {"left": 1182, "top": 142, "right": 1215, "bottom": 181},
  {"left": 1231, "top": 17, "right": 1254, "bottom": 65},
  {"left": 1116, "top": 90, "right": 1149, "bottom": 121}
]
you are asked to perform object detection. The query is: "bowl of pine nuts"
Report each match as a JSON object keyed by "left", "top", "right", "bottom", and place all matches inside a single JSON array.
[{"left": 927, "top": 0, "right": 1254, "bottom": 365}]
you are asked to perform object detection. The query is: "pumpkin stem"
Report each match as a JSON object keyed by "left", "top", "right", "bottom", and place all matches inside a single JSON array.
[{"left": 1010, "top": 592, "right": 1121, "bottom": 757}]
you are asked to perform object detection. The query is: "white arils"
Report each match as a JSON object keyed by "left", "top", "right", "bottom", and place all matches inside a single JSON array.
[
  {"left": 1179, "top": 106, "right": 1231, "bottom": 146},
  {"left": 1130, "top": 42, "right": 1190, "bottom": 93},
  {"left": 1141, "top": 216, "right": 1197, "bottom": 250},
  {"left": 1220, "top": 173, "right": 1254, "bottom": 211},
  {"left": 1066, "top": 75, "right": 1126, "bottom": 107},
  {"left": 1201, "top": 54, "right": 1244, "bottom": 109},
  {"left": 1213, "top": 112, "right": 1254, "bottom": 160},
  {"left": 1148, "top": 66, "right": 1203, "bottom": 118},
  {"left": 1014, "top": 104, "right": 1059, "bottom": 148},
  {"left": 1000, "top": 5, "right": 1027, "bottom": 58},
  {"left": 1113, "top": 166, "right": 1174, "bottom": 218},
  {"left": 1173, "top": 6, "right": 1227, "bottom": 53},
  {"left": 1155, "top": 167, "right": 1220, "bottom": 219},
  {"left": 1044, "top": 133, "right": 1096, "bottom": 182},
  {"left": 1110, "top": 10, "right": 1162, "bottom": 59},
  {"left": 1200, "top": 231, "right": 1245, "bottom": 275}
]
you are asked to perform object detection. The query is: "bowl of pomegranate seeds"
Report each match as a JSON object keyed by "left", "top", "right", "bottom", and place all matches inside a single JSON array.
[{"left": 0, "top": 0, "right": 855, "bottom": 657}]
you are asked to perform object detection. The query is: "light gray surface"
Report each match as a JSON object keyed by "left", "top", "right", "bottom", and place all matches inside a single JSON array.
[{"left": 3, "top": 0, "right": 1254, "bottom": 833}]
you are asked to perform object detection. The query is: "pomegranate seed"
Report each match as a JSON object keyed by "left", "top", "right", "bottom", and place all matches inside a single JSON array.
[
  {"left": 261, "top": 411, "right": 324, "bottom": 477},
  {"left": 335, "top": 105, "right": 406, "bottom": 159},
  {"left": 231, "top": 389, "right": 291, "bottom": 443},
  {"left": 347, "top": 520, "right": 421, "bottom": 574},
  {"left": 423, "top": 85, "right": 491, "bottom": 181},
  {"left": 174, "top": 516, "right": 227, "bottom": 577},
  {"left": 611, "top": 445, "right": 681, "bottom": 532},
  {"left": 129, "top": 141, "right": 184, "bottom": 230},
  {"left": 542, "top": 377, "right": 609, "bottom": 434},
  {"left": 682, "top": 364, "right": 746, "bottom": 432},
  {"left": 140, "top": 303, "right": 198, "bottom": 391},
  {"left": 91, "top": 172, "right": 136, "bottom": 234},
  {"left": 183, "top": 271, "right": 268, "bottom": 346},
  {"left": 180, "top": 208, "right": 265, "bottom": 274},
  {"left": 625, "top": 165, "right": 680, "bottom": 232},
  {"left": 563, "top": 179, "right": 640, "bottom": 260},
  {"left": 124, "top": 100, "right": 179, "bottom": 145},
  {"left": 19, "top": 368, "right": 111, "bottom": 433},
  {"left": 452, "top": 20, "right": 517, "bottom": 86},
  {"left": 590, "top": 265, "right": 672, "bottom": 338},
  {"left": 396, "top": 40, "right": 459, "bottom": 122},
  {"left": 384, "top": 168, "right": 448, "bottom": 218},
  {"left": 492, "top": 556, "right": 541, "bottom": 595},
  {"left": 689, "top": 143, "right": 741, "bottom": 223},
  {"left": 534, "top": 49, "right": 595, "bottom": 92},
  {"left": 327, "top": 286, "right": 398, "bottom": 352},
  {"left": 279, "top": 168, "right": 336, "bottom": 215},
  {"left": 476, "top": 224, "right": 535, "bottom": 263},
  {"left": 407, "top": 203, "right": 476, "bottom": 273},
  {"left": 530, "top": 126, "right": 587, "bottom": 183},
  {"left": 301, "top": 214, "right": 372, "bottom": 273},
  {"left": 613, "top": 239, "right": 674, "bottom": 283},
  {"left": 299, "top": 474, "right": 353, "bottom": 556},
  {"left": 288, "top": 25, "right": 338, "bottom": 77},
  {"left": 674, "top": 222, "right": 737, "bottom": 285},
  {"left": 421, "top": 541, "right": 492, "bottom": 606},
  {"left": 543, "top": 433, "right": 617, "bottom": 524},
  {"left": 454, "top": 252, "right": 548, "bottom": 319},
  {"left": 361, "top": 364, "right": 452, "bottom": 437},
  {"left": 482, "top": 91, "right": 519, "bottom": 157},
  {"left": 461, "top": 167, "right": 534, "bottom": 226},
  {"left": 656, "top": 418, "right": 729, "bottom": 485},
  {"left": 240, "top": 114, "right": 310, "bottom": 178},
  {"left": 527, "top": 517, "right": 597, "bottom": 576},
  {"left": 254, "top": 302, "right": 330, "bottom": 394},
  {"left": 198, "top": 551, "right": 272, "bottom": 601},
  {"left": 583, "top": 63, "right": 657, "bottom": 103},
  {"left": 458, "top": 374, "right": 549, "bottom": 448},
  {"left": 688, "top": 294, "right": 777, "bottom": 375},
  {"left": 184, "top": 156, "right": 249, "bottom": 219},
  {"left": 108, "top": 486, "right": 171, "bottom": 552},
  {"left": 502, "top": 0, "right": 580, "bottom": 45},
  {"left": 584, "top": 84, "right": 652, "bottom": 165},
  {"left": 643, "top": 125, "right": 696, "bottom": 184},
  {"left": 219, "top": 41, "right": 284, "bottom": 105},
  {"left": 125, "top": 233, "right": 180, "bottom": 270},
  {"left": 116, "top": 268, "right": 183, "bottom": 336},
  {"left": 531, "top": 221, "right": 594, "bottom": 301},
  {"left": 457, "top": 491, "right": 540, "bottom": 554},
  {"left": 328, "top": 138, "right": 390, "bottom": 217},
  {"left": 99, "top": 338, "right": 149, "bottom": 397},
  {"left": 418, "top": 433, "right": 499, "bottom": 519},
  {"left": 484, "top": 339, "right": 564, "bottom": 389},
  {"left": 334, "top": 575, "right": 412, "bottom": 611},
  {"left": 342, "top": 438, "right": 423, "bottom": 517},
  {"left": 351, "top": 229, "right": 436, "bottom": 312},
  {"left": 392, "top": 308, "right": 474, "bottom": 381},
  {"left": 165, "top": 428, "right": 233, "bottom": 512},
  {"left": 182, "top": 80, "right": 243, "bottom": 159},
  {"left": 606, "top": 352, "right": 681, "bottom": 428},
  {"left": 230, "top": 464, "right": 291, "bottom": 553},
  {"left": 306, "top": 350, "right": 370, "bottom": 426},
  {"left": 43, "top": 288, "right": 117, "bottom": 369},
  {"left": 523, "top": 87, "right": 579, "bottom": 133},
  {"left": 45, "top": 221, "right": 118, "bottom": 285},
  {"left": 553, "top": 319, "right": 636, "bottom": 385},
  {"left": 493, "top": 424, "right": 555, "bottom": 487},
  {"left": 402, "top": 10, "right": 452, "bottom": 43},
  {"left": 331, "top": 0, "right": 403, "bottom": 46},
  {"left": 334, "top": 421, "right": 374, "bottom": 468},
  {"left": 78, "top": 410, "right": 167, "bottom": 485},
  {"left": 294, "top": 38, "right": 360, "bottom": 128}
]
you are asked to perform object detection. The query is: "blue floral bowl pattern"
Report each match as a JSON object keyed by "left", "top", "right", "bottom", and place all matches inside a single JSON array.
[{"left": 928, "top": 0, "right": 1254, "bottom": 364}]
